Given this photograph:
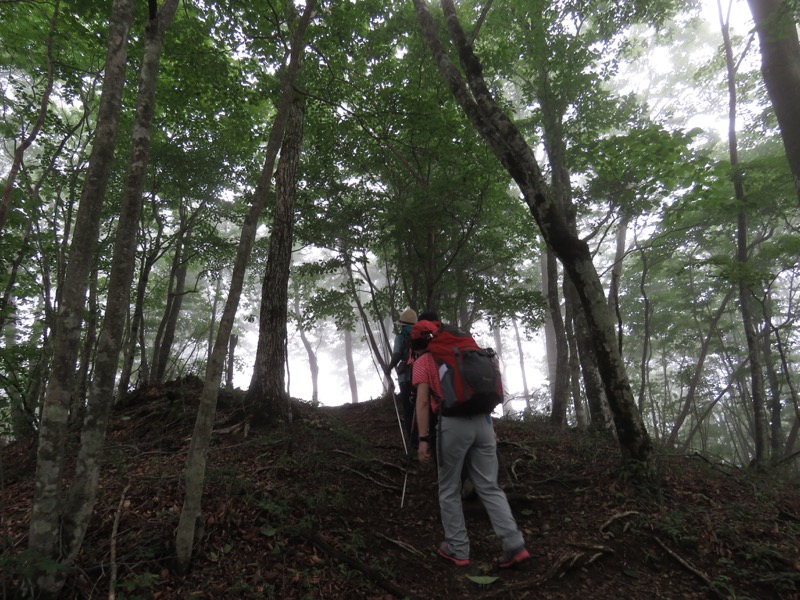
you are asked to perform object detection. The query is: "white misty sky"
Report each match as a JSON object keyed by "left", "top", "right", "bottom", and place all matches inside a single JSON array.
[{"left": 233, "top": 0, "right": 757, "bottom": 409}]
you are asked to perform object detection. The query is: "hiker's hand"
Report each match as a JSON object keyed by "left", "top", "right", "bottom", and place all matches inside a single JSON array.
[{"left": 418, "top": 441, "right": 431, "bottom": 464}]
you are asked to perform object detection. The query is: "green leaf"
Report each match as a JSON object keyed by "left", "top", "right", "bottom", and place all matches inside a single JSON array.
[
  {"left": 466, "top": 575, "right": 499, "bottom": 585},
  {"left": 623, "top": 568, "right": 640, "bottom": 579},
  {"left": 260, "top": 525, "right": 278, "bottom": 537}
]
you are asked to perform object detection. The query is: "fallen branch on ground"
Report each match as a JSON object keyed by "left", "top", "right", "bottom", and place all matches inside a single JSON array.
[
  {"left": 108, "top": 484, "right": 131, "bottom": 600},
  {"left": 332, "top": 449, "right": 409, "bottom": 473},
  {"left": 599, "top": 510, "right": 640, "bottom": 535},
  {"left": 297, "top": 529, "right": 415, "bottom": 599},
  {"left": 653, "top": 536, "right": 730, "bottom": 599},
  {"left": 375, "top": 532, "right": 425, "bottom": 558},
  {"left": 544, "top": 544, "right": 615, "bottom": 580},
  {"left": 338, "top": 465, "right": 400, "bottom": 491}
]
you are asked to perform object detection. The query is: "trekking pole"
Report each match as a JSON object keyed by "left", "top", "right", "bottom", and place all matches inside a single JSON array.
[{"left": 388, "top": 385, "right": 411, "bottom": 508}]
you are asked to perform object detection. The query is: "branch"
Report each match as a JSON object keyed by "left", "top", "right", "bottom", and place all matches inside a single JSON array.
[
  {"left": 297, "top": 530, "right": 415, "bottom": 599},
  {"left": 338, "top": 465, "right": 400, "bottom": 491},
  {"left": 108, "top": 484, "right": 131, "bottom": 600},
  {"left": 599, "top": 510, "right": 640, "bottom": 535},
  {"left": 469, "top": 0, "right": 493, "bottom": 43},
  {"left": 652, "top": 536, "right": 730, "bottom": 599}
]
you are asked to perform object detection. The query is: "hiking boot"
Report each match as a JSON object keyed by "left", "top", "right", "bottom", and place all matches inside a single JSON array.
[
  {"left": 498, "top": 546, "right": 530, "bottom": 568},
  {"left": 437, "top": 542, "right": 470, "bottom": 566}
]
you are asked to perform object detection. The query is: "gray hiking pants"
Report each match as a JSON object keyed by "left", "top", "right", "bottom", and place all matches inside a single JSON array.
[{"left": 436, "top": 414, "right": 524, "bottom": 559}]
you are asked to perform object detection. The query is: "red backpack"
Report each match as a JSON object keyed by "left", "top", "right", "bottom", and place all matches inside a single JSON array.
[{"left": 415, "top": 321, "right": 504, "bottom": 416}]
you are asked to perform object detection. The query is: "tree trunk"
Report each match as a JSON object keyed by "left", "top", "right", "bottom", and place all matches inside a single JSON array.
[
  {"left": 344, "top": 328, "right": 359, "bottom": 404},
  {"left": 546, "top": 249, "right": 569, "bottom": 426},
  {"left": 293, "top": 295, "right": 320, "bottom": 403},
  {"left": 567, "top": 277, "right": 612, "bottom": 431},
  {"left": 491, "top": 327, "right": 510, "bottom": 414},
  {"left": 767, "top": 314, "right": 800, "bottom": 458},
  {"left": 226, "top": 334, "right": 238, "bottom": 390},
  {"left": 155, "top": 257, "right": 188, "bottom": 381},
  {"left": 511, "top": 319, "right": 530, "bottom": 410},
  {"left": 71, "top": 268, "right": 99, "bottom": 426},
  {"left": 746, "top": 0, "right": 800, "bottom": 199},
  {"left": 27, "top": 0, "right": 133, "bottom": 589},
  {"left": 541, "top": 252, "right": 558, "bottom": 402},
  {"left": 761, "top": 296, "right": 785, "bottom": 462},
  {"left": 247, "top": 96, "right": 305, "bottom": 424},
  {"left": 634, "top": 227, "right": 652, "bottom": 415},
  {"left": 564, "top": 292, "right": 588, "bottom": 430},
  {"left": 174, "top": 2, "right": 315, "bottom": 572},
  {"left": 608, "top": 213, "right": 630, "bottom": 354},
  {"left": 55, "top": 0, "right": 180, "bottom": 589},
  {"left": 414, "top": 0, "right": 652, "bottom": 465},
  {"left": 151, "top": 239, "right": 187, "bottom": 382},
  {"left": 719, "top": 5, "right": 771, "bottom": 467},
  {"left": 346, "top": 257, "right": 390, "bottom": 375},
  {"left": 208, "top": 274, "right": 222, "bottom": 367},
  {"left": 118, "top": 247, "right": 159, "bottom": 396}
]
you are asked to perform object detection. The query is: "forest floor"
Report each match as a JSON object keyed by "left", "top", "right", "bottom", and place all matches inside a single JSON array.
[{"left": 2, "top": 376, "right": 800, "bottom": 599}]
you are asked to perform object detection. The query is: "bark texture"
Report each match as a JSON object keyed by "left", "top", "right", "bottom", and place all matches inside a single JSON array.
[
  {"left": 33, "top": 1, "right": 180, "bottom": 594},
  {"left": 248, "top": 96, "right": 306, "bottom": 423},
  {"left": 746, "top": 0, "right": 800, "bottom": 198},
  {"left": 28, "top": 0, "right": 134, "bottom": 586}
]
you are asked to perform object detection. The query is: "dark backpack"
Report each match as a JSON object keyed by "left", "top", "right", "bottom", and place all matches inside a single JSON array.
[
  {"left": 426, "top": 322, "right": 503, "bottom": 416},
  {"left": 395, "top": 327, "right": 414, "bottom": 376}
]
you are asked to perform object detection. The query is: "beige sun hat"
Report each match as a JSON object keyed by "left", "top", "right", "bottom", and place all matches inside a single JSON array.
[{"left": 395, "top": 307, "right": 417, "bottom": 325}]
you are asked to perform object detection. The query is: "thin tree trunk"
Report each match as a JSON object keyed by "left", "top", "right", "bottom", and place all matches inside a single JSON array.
[
  {"left": 768, "top": 316, "right": 800, "bottom": 458},
  {"left": 719, "top": 1, "right": 770, "bottom": 467},
  {"left": 511, "top": 319, "right": 530, "bottom": 409},
  {"left": 761, "top": 295, "right": 785, "bottom": 461},
  {"left": 57, "top": 0, "right": 180, "bottom": 586},
  {"left": 208, "top": 274, "right": 222, "bottom": 367},
  {"left": 414, "top": 0, "right": 652, "bottom": 465},
  {"left": 541, "top": 252, "right": 558, "bottom": 400},
  {"left": 174, "top": 2, "right": 315, "bottom": 572},
  {"left": 155, "top": 258, "right": 188, "bottom": 381},
  {"left": 344, "top": 328, "right": 359, "bottom": 404},
  {"left": 762, "top": 328, "right": 785, "bottom": 461},
  {"left": 608, "top": 213, "right": 630, "bottom": 354},
  {"left": 151, "top": 240, "right": 186, "bottom": 382},
  {"left": 226, "top": 334, "right": 237, "bottom": 390},
  {"left": 546, "top": 249, "right": 569, "bottom": 426},
  {"left": 346, "top": 257, "right": 390, "bottom": 375},
  {"left": 491, "top": 327, "right": 510, "bottom": 414},
  {"left": 27, "top": 0, "right": 134, "bottom": 592},
  {"left": 118, "top": 248, "right": 157, "bottom": 395},
  {"left": 634, "top": 228, "right": 651, "bottom": 415},
  {"left": 293, "top": 295, "right": 319, "bottom": 403},
  {"left": 567, "top": 278, "right": 611, "bottom": 431},
  {"left": 72, "top": 268, "right": 99, "bottom": 425},
  {"left": 564, "top": 294, "right": 588, "bottom": 430}
]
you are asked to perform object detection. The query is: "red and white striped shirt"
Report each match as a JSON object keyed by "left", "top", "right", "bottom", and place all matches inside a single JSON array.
[{"left": 412, "top": 351, "right": 443, "bottom": 411}]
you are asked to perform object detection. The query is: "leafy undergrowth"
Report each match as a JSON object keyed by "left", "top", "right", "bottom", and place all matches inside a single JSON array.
[{"left": 2, "top": 376, "right": 800, "bottom": 599}]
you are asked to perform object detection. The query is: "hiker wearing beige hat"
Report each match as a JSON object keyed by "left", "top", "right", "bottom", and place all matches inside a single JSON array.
[{"left": 385, "top": 307, "right": 418, "bottom": 449}]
